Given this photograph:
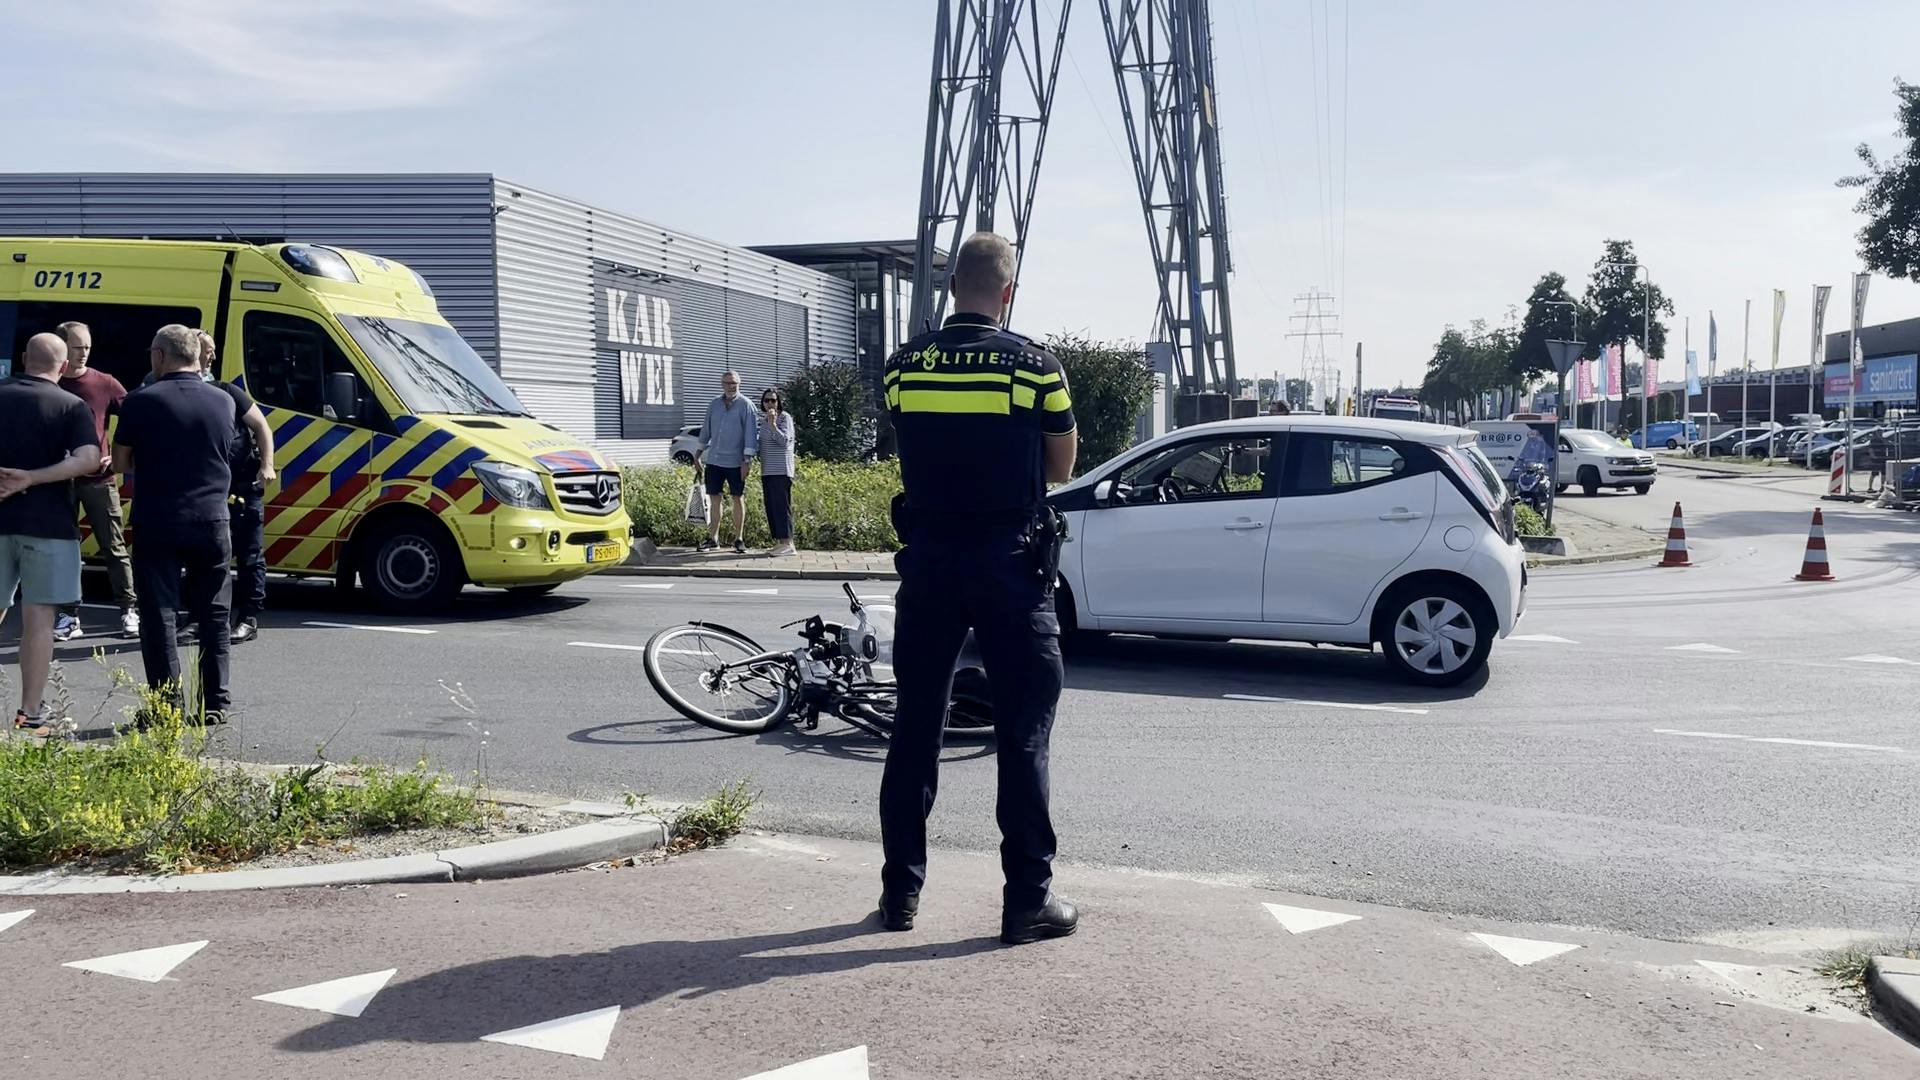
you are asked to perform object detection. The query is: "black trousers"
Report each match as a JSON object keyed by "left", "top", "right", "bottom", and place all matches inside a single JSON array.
[
  {"left": 229, "top": 491, "right": 267, "bottom": 622},
  {"left": 880, "top": 526, "right": 1064, "bottom": 911},
  {"left": 762, "top": 474, "right": 793, "bottom": 541},
  {"left": 133, "top": 520, "right": 233, "bottom": 714}
]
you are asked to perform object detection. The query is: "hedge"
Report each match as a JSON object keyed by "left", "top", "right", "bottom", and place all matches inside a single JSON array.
[{"left": 624, "top": 459, "right": 901, "bottom": 551}]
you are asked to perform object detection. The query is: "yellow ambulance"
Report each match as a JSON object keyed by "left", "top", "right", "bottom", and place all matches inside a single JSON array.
[{"left": 0, "top": 238, "right": 632, "bottom": 610}]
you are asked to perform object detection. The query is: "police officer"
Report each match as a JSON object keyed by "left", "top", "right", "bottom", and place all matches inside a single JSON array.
[
  {"left": 877, "top": 231, "right": 1079, "bottom": 946},
  {"left": 191, "top": 330, "right": 276, "bottom": 643}
]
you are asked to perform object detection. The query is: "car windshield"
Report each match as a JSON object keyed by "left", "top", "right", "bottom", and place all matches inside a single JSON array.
[
  {"left": 1563, "top": 430, "right": 1617, "bottom": 451},
  {"left": 340, "top": 315, "right": 531, "bottom": 417}
]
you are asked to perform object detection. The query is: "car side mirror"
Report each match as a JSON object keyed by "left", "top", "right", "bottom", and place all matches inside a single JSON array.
[
  {"left": 324, "top": 371, "right": 363, "bottom": 423},
  {"left": 1094, "top": 479, "right": 1114, "bottom": 506}
]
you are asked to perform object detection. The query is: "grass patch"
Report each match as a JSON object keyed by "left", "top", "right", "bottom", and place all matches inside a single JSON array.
[
  {"left": 624, "top": 459, "right": 901, "bottom": 551},
  {"left": 0, "top": 684, "right": 487, "bottom": 874},
  {"left": 1818, "top": 942, "right": 1920, "bottom": 992},
  {"left": 1515, "top": 504, "right": 1555, "bottom": 537},
  {"left": 667, "top": 780, "right": 759, "bottom": 853}
]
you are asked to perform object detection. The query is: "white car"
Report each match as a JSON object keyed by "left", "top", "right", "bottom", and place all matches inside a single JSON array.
[
  {"left": 1047, "top": 415, "right": 1526, "bottom": 686},
  {"left": 669, "top": 425, "right": 703, "bottom": 465},
  {"left": 1556, "top": 428, "right": 1656, "bottom": 496}
]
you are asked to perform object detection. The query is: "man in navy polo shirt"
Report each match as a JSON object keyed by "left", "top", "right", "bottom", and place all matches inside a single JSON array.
[{"left": 113, "top": 324, "right": 237, "bottom": 722}]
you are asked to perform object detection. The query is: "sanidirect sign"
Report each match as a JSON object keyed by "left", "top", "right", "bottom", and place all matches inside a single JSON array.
[{"left": 1823, "top": 354, "right": 1917, "bottom": 406}]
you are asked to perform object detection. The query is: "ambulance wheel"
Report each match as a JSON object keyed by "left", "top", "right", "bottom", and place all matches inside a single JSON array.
[{"left": 360, "top": 517, "right": 464, "bottom": 613}]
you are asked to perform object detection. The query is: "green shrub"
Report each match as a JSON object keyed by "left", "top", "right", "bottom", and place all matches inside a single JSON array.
[
  {"left": 1515, "top": 504, "right": 1554, "bottom": 537},
  {"left": 782, "top": 362, "right": 876, "bottom": 462},
  {"left": 625, "top": 458, "right": 902, "bottom": 551},
  {"left": 0, "top": 688, "right": 485, "bottom": 873},
  {"left": 1044, "top": 333, "right": 1158, "bottom": 475}
]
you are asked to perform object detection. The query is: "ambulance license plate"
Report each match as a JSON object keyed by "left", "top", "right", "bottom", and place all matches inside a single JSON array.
[{"left": 586, "top": 542, "right": 621, "bottom": 564}]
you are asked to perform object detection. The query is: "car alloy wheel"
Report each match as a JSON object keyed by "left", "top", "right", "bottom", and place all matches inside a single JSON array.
[{"left": 1390, "top": 596, "right": 1478, "bottom": 677}]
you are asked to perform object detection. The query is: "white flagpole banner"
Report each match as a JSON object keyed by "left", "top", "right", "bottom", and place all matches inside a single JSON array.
[
  {"left": 1851, "top": 272, "right": 1871, "bottom": 332},
  {"left": 1769, "top": 290, "right": 1785, "bottom": 370}
]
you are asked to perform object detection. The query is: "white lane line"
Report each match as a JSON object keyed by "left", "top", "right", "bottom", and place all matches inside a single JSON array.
[
  {"left": 1846, "top": 654, "right": 1918, "bottom": 665},
  {"left": 64, "top": 940, "right": 209, "bottom": 982},
  {"left": 480, "top": 1005, "right": 622, "bottom": 1060},
  {"left": 1653, "top": 728, "right": 1902, "bottom": 753},
  {"left": 1665, "top": 642, "right": 1739, "bottom": 653},
  {"left": 727, "top": 587, "right": 780, "bottom": 595},
  {"left": 1507, "top": 633, "right": 1579, "bottom": 644},
  {"left": 568, "top": 641, "right": 647, "bottom": 653},
  {"left": 738, "top": 1046, "right": 870, "bottom": 1079},
  {"left": 253, "top": 969, "right": 397, "bottom": 1018},
  {"left": 1263, "top": 902, "right": 1362, "bottom": 934},
  {"left": 1471, "top": 932, "right": 1581, "bottom": 966},
  {"left": 1225, "top": 693, "right": 1428, "bottom": 715},
  {"left": 620, "top": 583, "right": 675, "bottom": 590},
  {"left": 302, "top": 621, "right": 436, "bottom": 636}
]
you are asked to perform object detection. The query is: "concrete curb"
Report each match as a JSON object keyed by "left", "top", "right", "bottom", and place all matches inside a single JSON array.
[
  {"left": 1868, "top": 955, "right": 1920, "bottom": 1043},
  {"left": 1527, "top": 542, "right": 1668, "bottom": 569},
  {"left": 0, "top": 816, "right": 670, "bottom": 896},
  {"left": 614, "top": 535, "right": 900, "bottom": 581}
]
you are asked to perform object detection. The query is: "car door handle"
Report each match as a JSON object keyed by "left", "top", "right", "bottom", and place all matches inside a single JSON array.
[
  {"left": 1223, "top": 520, "right": 1266, "bottom": 531},
  {"left": 1378, "top": 510, "right": 1424, "bottom": 522}
]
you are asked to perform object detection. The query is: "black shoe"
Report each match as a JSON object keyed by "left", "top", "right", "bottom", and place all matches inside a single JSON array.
[
  {"left": 876, "top": 893, "right": 919, "bottom": 932},
  {"left": 733, "top": 539, "right": 747, "bottom": 555},
  {"left": 231, "top": 618, "right": 258, "bottom": 644},
  {"left": 1001, "top": 894, "right": 1078, "bottom": 945},
  {"left": 697, "top": 538, "right": 719, "bottom": 552}
]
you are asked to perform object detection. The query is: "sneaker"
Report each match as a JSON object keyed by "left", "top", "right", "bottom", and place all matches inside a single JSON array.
[
  {"left": 231, "top": 618, "right": 258, "bottom": 644},
  {"left": 13, "top": 709, "right": 54, "bottom": 738},
  {"left": 119, "top": 608, "right": 140, "bottom": 636},
  {"left": 697, "top": 538, "right": 719, "bottom": 552},
  {"left": 772, "top": 542, "right": 798, "bottom": 557},
  {"left": 733, "top": 539, "right": 747, "bottom": 555},
  {"left": 52, "top": 614, "right": 83, "bottom": 642}
]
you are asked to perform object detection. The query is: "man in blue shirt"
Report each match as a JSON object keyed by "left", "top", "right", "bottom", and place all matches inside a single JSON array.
[{"left": 694, "top": 370, "right": 758, "bottom": 554}]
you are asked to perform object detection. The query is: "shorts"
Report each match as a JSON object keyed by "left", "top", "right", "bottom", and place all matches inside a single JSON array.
[
  {"left": 0, "top": 534, "right": 82, "bottom": 607},
  {"left": 703, "top": 464, "right": 745, "bottom": 497}
]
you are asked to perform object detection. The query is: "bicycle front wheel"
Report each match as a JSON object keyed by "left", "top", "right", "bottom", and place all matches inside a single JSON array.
[{"left": 644, "top": 624, "right": 794, "bottom": 734}]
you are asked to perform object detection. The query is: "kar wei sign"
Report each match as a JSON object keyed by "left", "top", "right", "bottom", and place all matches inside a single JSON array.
[{"left": 593, "top": 259, "right": 682, "bottom": 439}]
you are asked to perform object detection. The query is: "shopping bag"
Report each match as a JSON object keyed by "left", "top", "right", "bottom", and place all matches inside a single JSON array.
[{"left": 684, "top": 480, "right": 708, "bottom": 525}]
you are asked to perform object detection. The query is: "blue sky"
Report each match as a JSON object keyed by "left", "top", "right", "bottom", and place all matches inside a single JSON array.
[{"left": 6, "top": 0, "right": 1920, "bottom": 390}]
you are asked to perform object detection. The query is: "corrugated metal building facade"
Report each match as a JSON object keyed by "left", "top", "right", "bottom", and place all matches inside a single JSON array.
[{"left": 0, "top": 173, "right": 859, "bottom": 464}]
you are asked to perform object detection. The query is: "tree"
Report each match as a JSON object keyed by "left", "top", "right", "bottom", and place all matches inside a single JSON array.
[
  {"left": 1510, "top": 272, "right": 1588, "bottom": 383},
  {"left": 1583, "top": 239, "right": 1673, "bottom": 363},
  {"left": 1839, "top": 78, "right": 1920, "bottom": 281},
  {"left": 1044, "top": 333, "right": 1158, "bottom": 475},
  {"left": 781, "top": 361, "right": 875, "bottom": 462}
]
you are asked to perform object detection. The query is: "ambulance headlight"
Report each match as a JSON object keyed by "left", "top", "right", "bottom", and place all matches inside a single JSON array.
[{"left": 473, "top": 461, "right": 550, "bottom": 510}]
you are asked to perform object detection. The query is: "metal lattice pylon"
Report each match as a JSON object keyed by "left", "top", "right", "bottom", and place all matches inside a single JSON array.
[
  {"left": 908, "top": 0, "right": 1072, "bottom": 335},
  {"left": 1099, "top": 0, "right": 1236, "bottom": 393}
]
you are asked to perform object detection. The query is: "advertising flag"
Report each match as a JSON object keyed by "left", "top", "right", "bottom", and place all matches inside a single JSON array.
[
  {"left": 1686, "top": 349, "right": 1701, "bottom": 395},
  {"left": 1576, "top": 358, "right": 1593, "bottom": 402},
  {"left": 1644, "top": 349, "right": 1659, "bottom": 390},
  {"left": 1851, "top": 272, "right": 1871, "bottom": 332},
  {"left": 1810, "top": 285, "right": 1832, "bottom": 363},
  {"left": 1708, "top": 312, "right": 1718, "bottom": 373},
  {"left": 1595, "top": 346, "right": 1610, "bottom": 396},
  {"left": 1769, "top": 289, "right": 1786, "bottom": 369},
  {"left": 1607, "top": 344, "right": 1624, "bottom": 397}
]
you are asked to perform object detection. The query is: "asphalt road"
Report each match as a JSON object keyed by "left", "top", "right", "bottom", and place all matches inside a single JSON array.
[{"left": 14, "top": 465, "right": 1920, "bottom": 943}]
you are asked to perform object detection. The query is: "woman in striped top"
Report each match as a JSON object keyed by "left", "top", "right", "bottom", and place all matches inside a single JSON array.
[{"left": 758, "top": 388, "right": 798, "bottom": 556}]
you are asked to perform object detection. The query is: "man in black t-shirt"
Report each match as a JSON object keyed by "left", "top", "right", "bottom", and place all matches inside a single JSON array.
[
  {"left": 0, "top": 333, "right": 104, "bottom": 735},
  {"left": 114, "top": 324, "right": 238, "bottom": 722},
  {"left": 193, "top": 330, "right": 277, "bottom": 644}
]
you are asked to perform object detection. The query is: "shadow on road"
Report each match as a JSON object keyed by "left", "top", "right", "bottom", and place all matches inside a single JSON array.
[
  {"left": 1063, "top": 635, "right": 1487, "bottom": 704},
  {"left": 567, "top": 716, "right": 994, "bottom": 765},
  {"left": 277, "top": 917, "right": 1001, "bottom": 1055}
]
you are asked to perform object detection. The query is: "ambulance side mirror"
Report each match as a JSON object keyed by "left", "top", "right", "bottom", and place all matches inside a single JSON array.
[{"left": 325, "top": 372, "right": 362, "bottom": 423}]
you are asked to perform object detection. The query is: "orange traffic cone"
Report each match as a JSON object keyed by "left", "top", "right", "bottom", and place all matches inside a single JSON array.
[
  {"left": 1794, "top": 508, "right": 1836, "bottom": 581},
  {"left": 1655, "top": 502, "right": 1693, "bottom": 567}
]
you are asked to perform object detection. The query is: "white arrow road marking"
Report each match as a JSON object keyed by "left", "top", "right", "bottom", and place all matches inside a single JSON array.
[
  {"left": 480, "top": 1005, "right": 622, "bottom": 1060},
  {"left": 1507, "top": 634, "right": 1580, "bottom": 644},
  {"left": 1225, "top": 694, "right": 1428, "bottom": 715},
  {"left": 1263, "top": 902, "right": 1362, "bottom": 935},
  {"left": 1471, "top": 932, "right": 1581, "bottom": 966},
  {"left": 63, "top": 940, "right": 209, "bottom": 982},
  {"left": 1665, "top": 642, "right": 1739, "bottom": 653},
  {"left": 568, "top": 641, "right": 648, "bottom": 653},
  {"left": 1845, "top": 654, "right": 1918, "bottom": 665},
  {"left": 253, "top": 969, "right": 397, "bottom": 1017},
  {"left": 726, "top": 588, "right": 780, "bottom": 595},
  {"left": 0, "top": 909, "right": 33, "bottom": 936},
  {"left": 302, "top": 621, "right": 436, "bottom": 635},
  {"left": 620, "top": 583, "right": 676, "bottom": 589},
  {"left": 1653, "top": 729, "right": 1902, "bottom": 753},
  {"left": 739, "top": 1045, "right": 870, "bottom": 1079}
]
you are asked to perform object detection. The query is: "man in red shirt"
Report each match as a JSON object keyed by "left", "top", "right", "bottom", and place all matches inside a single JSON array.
[{"left": 52, "top": 321, "right": 137, "bottom": 640}]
